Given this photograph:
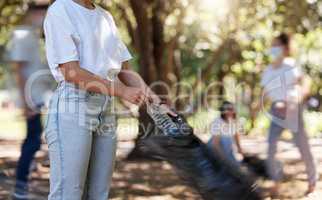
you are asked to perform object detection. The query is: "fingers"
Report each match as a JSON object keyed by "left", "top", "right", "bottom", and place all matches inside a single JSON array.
[
  {"left": 132, "top": 89, "right": 149, "bottom": 105},
  {"left": 167, "top": 109, "right": 178, "bottom": 117},
  {"left": 159, "top": 104, "right": 178, "bottom": 117},
  {"left": 149, "top": 93, "right": 161, "bottom": 104},
  {"left": 125, "top": 87, "right": 173, "bottom": 109}
]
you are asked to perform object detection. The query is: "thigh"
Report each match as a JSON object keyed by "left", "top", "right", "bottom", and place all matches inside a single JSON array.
[
  {"left": 86, "top": 111, "right": 117, "bottom": 198},
  {"left": 268, "top": 121, "right": 284, "bottom": 147},
  {"left": 45, "top": 87, "right": 93, "bottom": 199},
  {"left": 57, "top": 99, "right": 93, "bottom": 180}
]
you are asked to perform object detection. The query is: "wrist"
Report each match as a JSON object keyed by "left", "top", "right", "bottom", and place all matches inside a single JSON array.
[
  {"left": 105, "top": 80, "right": 125, "bottom": 97},
  {"left": 114, "top": 84, "right": 128, "bottom": 98}
]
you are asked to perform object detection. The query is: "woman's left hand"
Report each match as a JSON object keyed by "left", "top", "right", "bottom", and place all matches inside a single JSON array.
[
  {"left": 146, "top": 90, "right": 177, "bottom": 117},
  {"left": 159, "top": 104, "right": 178, "bottom": 117},
  {"left": 238, "top": 149, "right": 244, "bottom": 156}
]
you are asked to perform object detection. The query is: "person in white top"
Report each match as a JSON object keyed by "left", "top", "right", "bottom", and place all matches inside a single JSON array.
[
  {"left": 207, "top": 101, "right": 245, "bottom": 166},
  {"left": 261, "top": 33, "right": 316, "bottom": 196},
  {"left": 7, "top": 2, "right": 52, "bottom": 199},
  {"left": 43, "top": 0, "right": 174, "bottom": 199}
]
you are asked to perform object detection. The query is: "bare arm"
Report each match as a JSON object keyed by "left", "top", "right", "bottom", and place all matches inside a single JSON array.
[
  {"left": 59, "top": 61, "right": 146, "bottom": 105},
  {"left": 234, "top": 133, "right": 244, "bottom": 155},
  {"left": 11, "top": 61, "right": 38, "bottom": 117},
  {"left": 12, "top": 61, "right": 27, "bottom": 106},
  {"left": 118, "top": 62, "right": 145, "bottom": 88},
  {"left": 298, "top": 74, "right": 312, "bottom": 102},
  {"left": 118, "top": 62, "right": 160, "bottom": 103},
  {"left": 252, "top": 86, "right": 271, "bottom": 116},
  {"left": 118, "top": 62, "right": 177, "bottom": 116}
]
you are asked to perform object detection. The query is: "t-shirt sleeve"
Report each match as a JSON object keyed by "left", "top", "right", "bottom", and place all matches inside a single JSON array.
[
  {"left": 106, "top": 12, "right": 132, "bottom": 64},
  {"left": 285, "top": 58, "right": 303, "bottom": 82},
  {"left": 44, "top": 12, "right": 79, "bottom": 70},
  {"left": 8, "top": 30, "right": 30, "bottom": 62},
  {"left": 115, "top": 36, "right": 133, "bottom": 63},
  {"left": 292, "top": 66, "right": 303, "bottom": 79},
  {"left": 285, "top": 65, "right": 303, "bottom": 85}
]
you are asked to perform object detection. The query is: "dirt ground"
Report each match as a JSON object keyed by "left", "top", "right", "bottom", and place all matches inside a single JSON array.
[{"left": 0, "top": 138, "right": 321, "bottom": 200}]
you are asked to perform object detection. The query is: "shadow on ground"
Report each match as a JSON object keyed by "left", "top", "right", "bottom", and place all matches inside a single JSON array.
[{"left": 0, "top": 139, "right": 322, "bottom": 200}]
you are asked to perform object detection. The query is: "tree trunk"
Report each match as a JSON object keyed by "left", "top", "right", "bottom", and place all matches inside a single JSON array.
[{"left": 127, "top": 0, "right": 179, "bottom": 160}]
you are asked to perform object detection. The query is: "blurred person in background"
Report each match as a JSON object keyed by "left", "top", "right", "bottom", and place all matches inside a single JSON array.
[
  {"left": 7, "top": 1, "right": 51, "bottom": 199},
  {"left": 207, "top": 101, "right": 245, "bottom": 166},
  {"left": 260, "top": 33, "right": 317, "bottom": 196}
]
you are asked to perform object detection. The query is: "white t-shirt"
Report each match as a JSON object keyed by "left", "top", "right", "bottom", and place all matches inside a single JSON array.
[
  {"left": 209, "top": 117, "right": 244, "bottom": 159},
  {"left": 44, "top": 0, "right": 132, "bottom": 82},
  {"left": 261, "top": 58, "right": 302, "bottom": 102},
  {"left": 7, "top": 25, "right": 53, "bottom": 107}
]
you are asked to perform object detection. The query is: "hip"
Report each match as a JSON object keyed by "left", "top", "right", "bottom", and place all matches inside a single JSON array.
[
  {"left": 45, "top": 81, "right": 114, "bottom": 131},
  {"left": 54, "top": 81, "right": 110, "bottom": 107}
]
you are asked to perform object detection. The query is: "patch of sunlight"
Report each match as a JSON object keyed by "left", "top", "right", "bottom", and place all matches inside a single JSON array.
[{"left": 0, "top": 108, "right": 25, "bottom": 140}]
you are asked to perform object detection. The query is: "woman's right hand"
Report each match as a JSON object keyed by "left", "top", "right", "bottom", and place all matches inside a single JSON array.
[{"left": 119, "top": 86, "right": 148, "bottom": 105}]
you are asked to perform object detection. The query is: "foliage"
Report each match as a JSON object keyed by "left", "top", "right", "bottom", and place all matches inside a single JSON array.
[
  {"left": 0, "top": 0, "right": 27, "bottom": 46},
  {"left": 0, "top": 0, "right": 321, "bottom": 131}
]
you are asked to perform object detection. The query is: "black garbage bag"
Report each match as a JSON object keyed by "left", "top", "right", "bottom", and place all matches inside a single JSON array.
[
  {"left": 242, "top": 155, "right": 270, "bottom": 179},
  {"left": 242, "top": 155, "right": 283, "bottom": 180},
  {"left": 136, "top": 104, "right": 263, "bottom": 200}
]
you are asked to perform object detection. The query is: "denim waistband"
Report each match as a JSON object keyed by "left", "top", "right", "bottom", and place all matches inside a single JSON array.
[{"left": 55, "top": 81, "right": 111, "bottom": 109}]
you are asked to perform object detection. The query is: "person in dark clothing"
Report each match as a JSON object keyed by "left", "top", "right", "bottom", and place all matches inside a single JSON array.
[{"left": 7, "top": 2, "right": 50, "bottom": 199}]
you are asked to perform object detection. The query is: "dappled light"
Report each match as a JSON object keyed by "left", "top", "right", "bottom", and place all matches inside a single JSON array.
[{"left": 0, "top": 0, "right": 321, "bottom": 200}]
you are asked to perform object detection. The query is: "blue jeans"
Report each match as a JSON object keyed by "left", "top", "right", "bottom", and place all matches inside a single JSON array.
[
  {"left": 45, "top": 82, "right": 117, "bottom": 200},
  {"left": 266, "top": 103, "right": 317, "bottom": 185},
  {"left": 207, "top": 136, "right": 240, "bottom": 167},
  {"left": 15, "top": 113, "right": 43, "bottom": 192}
]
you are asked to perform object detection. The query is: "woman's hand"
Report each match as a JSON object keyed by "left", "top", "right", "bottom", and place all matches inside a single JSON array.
[
  {"left": 144, "top": 89, "right": 177, "bottom": 116},
  {"left": 119, "top": 86, "right": 148, "bottom": 105},
  {"left": 237, "top": 148, "right": 244, "bottom": 156},
  {"left": 158, "top": 104, "right": 178, "bottom": 117}
]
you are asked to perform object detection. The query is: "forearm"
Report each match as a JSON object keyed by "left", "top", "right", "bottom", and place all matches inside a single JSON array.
[
  {"left": 257, "top": 88, "right": 270, "bottom": 112},
  {"left": 300, "top": 75, "right": 312, "bottom": 98},
  {"left": 118, "top": 69, "right": 148, "bottom": 90},
  {"left": 12, "top": 62, "right": 28, "bottom": 107},
  {"left": 234, "top": 134, "right": 243, "bottom": 153},
  {"left": 59, "top": 62, "right": 126, "bottom": 97},
  {"left": 15, "top": 72, "right": 26, "bottom": 102},
  {"left": 118, "top": 64, "right": 160, "bottom": 103}
]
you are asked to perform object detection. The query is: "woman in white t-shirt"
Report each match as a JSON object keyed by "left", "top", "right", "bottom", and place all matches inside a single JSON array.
[
  {"left": 261, "top": 33, "right": 316, "bottom": 196},
  {"left": 207, "top": 101, "right": 244, "bottom": 166},
  {"left": 43, "top": 0, "right": 173, "bottom": 199}
]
